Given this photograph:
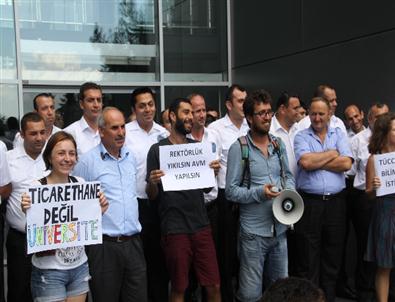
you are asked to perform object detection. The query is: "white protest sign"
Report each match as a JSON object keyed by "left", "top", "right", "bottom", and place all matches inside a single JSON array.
[
  {"left": 374, "top": 152, "right": 395, "bottom": 196},
  {"left": 160, "top": 142, "right": 216, "bottom": 191},
  {"left": 26, "top": 181, "right": 102, "bottom": 254}
]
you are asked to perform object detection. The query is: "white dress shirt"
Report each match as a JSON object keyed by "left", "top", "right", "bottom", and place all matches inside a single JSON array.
[
  {"left": 298, "top": 114, "right": 347, "bottom": 136},
  {"left": 269, "top": 115, "right": 299, "bottom": 176},
  {"left": 6, "top": 146, "right": 48, "bottom": 232},
  {"left": 350, "top": 127, "right": 371, "bottom": 190},
  {"left": 0, "top": 142, "right": 11, "bottom": 205},
  {"left": 13, "top": 125, "right": 61, "bottom": 149},
  {"left": 347, "top": 126, "right": 366, "bottom": 139},
  {"left": 124, "top": 120, "right": 168, "bottom": 199},
  {"left": 64, "top": 117, "right": 100, "bottom": 156},
  {"left": 187, "top": 127, "right": 222, "bottom": 203},
  {"left": 208, "top": 114, "right": 249, "bottom": 189}
]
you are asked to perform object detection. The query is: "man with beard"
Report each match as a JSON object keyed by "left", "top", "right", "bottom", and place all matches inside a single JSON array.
[
  {"left": 146, "top": 98, "right": 221, "bottom": 302},
  {"left": 225, "top": 90, "right": 295, "bottom": 302},
  {"left": 293, "top": 97, "right": 353, "bottom": 302},
  {"left": 74, "top": 107, "right": 147, "bottom": 302},
  {"left": 6, "top": 112, "right": 48, "bottom": 302}
]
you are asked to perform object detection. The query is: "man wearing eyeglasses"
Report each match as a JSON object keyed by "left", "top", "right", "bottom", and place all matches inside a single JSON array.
[{"left": 225, "top": 89, "right": 295, "bottom": 302}]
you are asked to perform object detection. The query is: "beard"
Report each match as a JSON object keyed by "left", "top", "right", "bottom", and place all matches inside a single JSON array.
[
  {"left": 174, "top": 118, "right": 191, "bottom": 135},
  {"left": 252, "top": 123, "right": 270, "bottom": 136}
]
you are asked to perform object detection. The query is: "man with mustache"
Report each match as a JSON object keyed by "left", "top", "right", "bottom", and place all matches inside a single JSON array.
[
  {"left": 6, "top": 112, "right": 48, "bottom": 302},
  {"left": 64, "top": 82, "right": 103, "bottom": 155},
  {"left": 74, "top": 107, "right": 147, "bottom": 302},
  {"left": 13, "top": 93, "right": 61, "bottom": 148},
  {"left": 225, "top": 90, "right": 295, "bottom": 301},
  {"left": 146, "top": 98, "right": 221, "bottom": 302}
]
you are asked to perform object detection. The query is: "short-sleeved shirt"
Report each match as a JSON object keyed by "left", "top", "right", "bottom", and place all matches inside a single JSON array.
[
  {"left": 0, "top": 143, "right": 11, "bottom": 205},
  {"left": 146, "top": 138, "right": 209, "bottom": 235},
  {"left": 294, "top": 126, "right": 353, "bottom": 195}
]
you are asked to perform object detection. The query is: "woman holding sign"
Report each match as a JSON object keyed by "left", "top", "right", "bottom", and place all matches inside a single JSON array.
[
  {"left": 22, "top": 131, "right": 108, "bottom": 302},
  {"left": 365, "top": 112, "right": 395, "bottom": 302}
]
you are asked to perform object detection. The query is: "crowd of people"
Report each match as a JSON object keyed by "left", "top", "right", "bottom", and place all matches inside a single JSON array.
[{"left": 0, "top": 81, "right": 394, "bottom": 302}]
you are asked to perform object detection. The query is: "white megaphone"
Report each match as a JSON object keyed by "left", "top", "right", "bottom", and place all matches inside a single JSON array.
[{"left": 272, "top": 189, "right": 304, "bottom": 225}]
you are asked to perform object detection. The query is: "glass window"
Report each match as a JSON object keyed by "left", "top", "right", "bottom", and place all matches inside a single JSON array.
[
  {"left": 163, "top": 0, "right": 228, "bottom": 82},
  {"left": 0, "top": 83, "right": 19, "bottom": 124},
  {"left": 23, "top": 87, "right": 161, "bottom": 128},
  {"left": 18, "top": 0, "right": 159, "bottom": 82},
  {"left": 164, "top": 86, "right": 227, "bottom": 117},
  {"left": 0, "top": 0, "right": 17, "bottom": 80}
]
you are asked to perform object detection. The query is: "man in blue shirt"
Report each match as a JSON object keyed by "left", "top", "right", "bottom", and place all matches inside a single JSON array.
[
  {"left": 293, "top": 97, "right": 353, "bottom": 302},
  {"left": 74, "top": 107, "right": 147, "bottom": 302},
  {"left": 225, "top": 90, "right": 295, "bottom": 302}
]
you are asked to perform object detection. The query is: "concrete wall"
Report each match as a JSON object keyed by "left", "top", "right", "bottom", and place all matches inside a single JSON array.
[{"left": 232, "top": 1, "right": 395, "bottom": 115}]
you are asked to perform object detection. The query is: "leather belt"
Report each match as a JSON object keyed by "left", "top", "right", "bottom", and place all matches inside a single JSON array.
[
  {"left": 300, "top": 190, "right": 344, "bottom": 201},
  {"left": 103, "top": 233, "right": 139, "bottom": 243}
]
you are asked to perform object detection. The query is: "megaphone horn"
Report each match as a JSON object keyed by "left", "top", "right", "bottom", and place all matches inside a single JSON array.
[{"left": 272, "top": 189, "right": 304, "bottom": 225}]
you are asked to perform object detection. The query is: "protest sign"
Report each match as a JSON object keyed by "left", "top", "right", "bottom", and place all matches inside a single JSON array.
[
  {"left": 374, "top": 152, "right": 395, "bottom": 196},
  {"left": 160, "top": 142, "right": 216, "bottom": 191},
  {"left": 26, "top": 181, "right": 102, "bottom": 254}
]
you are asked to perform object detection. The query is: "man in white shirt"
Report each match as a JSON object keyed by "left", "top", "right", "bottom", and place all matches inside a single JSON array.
[
  {"left": 0, "top": 141, "right": 11, "bottom": 302},
  {"left": 64, "top": 82, "right": 102, "bottom": 155},
  {"left": 13, "top": 93, "right": 61, "bottom": 148},
  {"left": 208, "top": 84, "right": 249, "bottom": 302},
  {"left": 344, "top": 104, "right": 365, "bottom": 139},
  {"left": 6, "top": 112, "right": 47, "bottom": 302},
  {"left": 298, "top": 84, "right": 347, "bottom": 136},
  {"left": 270, "top": 92, "right": 301, "bottom": 176},
  {"left": 349, "top": 102, "right": 389, "bottom": 300},
  {"left": 124, "top": 87, "right": 169, "bottom": 302}
]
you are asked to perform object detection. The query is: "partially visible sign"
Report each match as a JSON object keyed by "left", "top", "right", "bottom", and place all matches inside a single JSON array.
[
  {"left": 160, "top": 142, "right": 216, "bottom": 191},
  {"left": 26, "top": 181, "right": 102, "bottom": 254},
  {"left": 374, "top": 152, "right": 395, "bottom": 196}
]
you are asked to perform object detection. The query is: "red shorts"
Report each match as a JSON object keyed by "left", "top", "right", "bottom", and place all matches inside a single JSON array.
[{"left": 161, "top": 226, "right": 220, "bottom": 292}]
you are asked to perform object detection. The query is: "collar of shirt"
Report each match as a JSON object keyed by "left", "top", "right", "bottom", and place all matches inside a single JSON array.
[
  {"left": 271, "top": 115, "right": 299, "bottom": 135},
  {"left": 247, "top": 131, "right": 280, "bottom": 156},
  {"left": 99, "top": 143, "right": 129, "bottom": 161},
  {"left": 13, "top": 144, "right": 44, "bottom": 161},
  {"left": 223, "top": 114, "right": 249, "bottom": 129},
  {"left": 79, "top": 116, "right": 98, "bottom": 134},
  {"left": 126, "top": 120, "right": 168, "bottom": 135},
  {"left": 307, "top": 125, "right": 336, "bottom": 142}
]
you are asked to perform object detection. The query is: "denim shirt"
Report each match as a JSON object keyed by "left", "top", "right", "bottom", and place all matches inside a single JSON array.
[
  {"left": 294, "top": 126, "right": 353, "bottom": 194},
  {"left": 73, "top": 143, "right": 141, "bottom": 236},
  {"left": 225, "top": 132, "right": 295, "bottom": 237}
]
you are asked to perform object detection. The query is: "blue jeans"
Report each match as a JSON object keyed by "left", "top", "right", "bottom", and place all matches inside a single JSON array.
[
  {"left": 237, "top": 231, "right": 288, "bottom": 302},
  {"left": 31, "top": 261, "right": 90, "bottom": 302}
]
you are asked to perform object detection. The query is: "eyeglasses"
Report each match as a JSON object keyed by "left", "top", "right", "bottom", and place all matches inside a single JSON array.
[{"left": 253, "top": 110, "right": 273, "bottom": 118}]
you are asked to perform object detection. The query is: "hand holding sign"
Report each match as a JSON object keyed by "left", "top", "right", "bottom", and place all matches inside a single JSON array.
[
  {"left": 159, "top": 142, "right": 216, "bottom": 191},
  {"left": 374, "top": 152, "right": 395, "bottom": 196}
]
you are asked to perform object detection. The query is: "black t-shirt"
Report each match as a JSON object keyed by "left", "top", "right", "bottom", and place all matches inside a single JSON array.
[{"left": 146, "top": 138, "right": 209, "bottom": 235}]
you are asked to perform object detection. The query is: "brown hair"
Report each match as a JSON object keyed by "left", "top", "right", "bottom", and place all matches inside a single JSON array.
[
  {"left": 43, "top": 131, "right": 78, "bottom": 170},
  {"left": 368, "top": 112, "right": 395, "bottom": 154}
]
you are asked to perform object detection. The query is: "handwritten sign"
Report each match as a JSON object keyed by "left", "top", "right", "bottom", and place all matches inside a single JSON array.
[
  {"left": 26, "top": 181, "right": 102, "bottom": 254},
  {"left": 160, "top": 142, "right": 216, "bottom": 191},
  {"left": 374, "top": 152, "right": 395, "bottom": 196}
]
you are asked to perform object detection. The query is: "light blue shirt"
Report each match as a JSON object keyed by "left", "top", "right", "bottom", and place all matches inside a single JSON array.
[
  {"left": 294, "top": 126, "right": 353, "bottom": 194},
  {"left": 73, "top": 143, "right": 141, "bottom": 236},
  {"left": 225, "top": 132, "right": 295, "bottom": 237}
]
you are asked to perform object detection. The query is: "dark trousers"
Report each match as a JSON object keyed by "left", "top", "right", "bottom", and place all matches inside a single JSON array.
[
  {"left": 6, "top": 228, "right": 32, "bottom": 302},
  {"left": 348, "top": 188, "right": 376, "bottom": 300},
  {"left": 292, "top": 191, "right": 346, "bottom": 302},
  {"left": 217, "top": 189, "right": 239, "bottom": 302},
  {"left": 138, "top": 198, "right": 169, "bottom": 302},
  {"left": 86, "top": 235, "right": 147, "bottom": 302}
]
